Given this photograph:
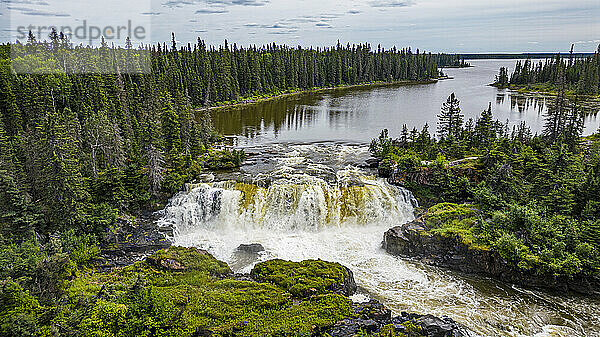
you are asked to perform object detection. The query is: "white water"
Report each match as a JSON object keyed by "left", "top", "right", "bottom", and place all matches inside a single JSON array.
[{"left": 158, "top": 144, "right": 600, "bottom": 337}]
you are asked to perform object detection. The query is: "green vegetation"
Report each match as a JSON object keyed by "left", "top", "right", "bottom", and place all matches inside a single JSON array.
[
  {"left": 251, "top": 259, "right": 351, "bottom": 298},
  {"left": 0, "top": 34, "right": 440, "bottom": 239},
  {"left": 204, "top": 149, "right": 247, "bottom": 170},
  {"left": 0, "top": 33, "right": 448, "bottom": 337},
  {"left": 371, "top": 90, "right": 600, "bottom": 278},
  {"left": 435, "top": 54, "right": 471, "bottom": 68},
  {"left": 422, "top": 203, "right": 489, "bottom": 250},
  {"left": 1, "top": 247, "right": 355, "bottom": 336},
  {"left": 493, "top": 47, "right": 600, "bottom": 97}
]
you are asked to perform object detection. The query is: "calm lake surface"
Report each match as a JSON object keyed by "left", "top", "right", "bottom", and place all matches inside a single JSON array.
[{"left": 211, "top": 59, "right": 600, "bottom": 145}]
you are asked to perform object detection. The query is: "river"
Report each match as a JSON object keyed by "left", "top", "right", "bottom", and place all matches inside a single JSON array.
[{"left": 160, "top": 60, "right": 600, "bottom": 337}]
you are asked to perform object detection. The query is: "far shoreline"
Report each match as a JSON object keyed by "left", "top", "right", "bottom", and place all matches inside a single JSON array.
[{"left": 197, "top": 79, "right": 440, "bottom": 112}]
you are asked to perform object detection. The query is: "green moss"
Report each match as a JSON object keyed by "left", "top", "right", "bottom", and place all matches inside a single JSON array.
[
  {"left": 423, "top": 203, "right": 490, "bottom": 250},
  {"left": 52, "top": 248, "right": 352, "bottom": 336},
  {"left": 147, "top": 246, "right": 232, "bottom": 276},
  {"left": 251, "top": 259, "right": 349, "bottom": 298}
]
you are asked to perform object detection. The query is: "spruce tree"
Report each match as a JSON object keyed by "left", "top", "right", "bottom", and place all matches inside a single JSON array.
[{"left": 437, "top": 93, "right": 463, "bottom": 139}]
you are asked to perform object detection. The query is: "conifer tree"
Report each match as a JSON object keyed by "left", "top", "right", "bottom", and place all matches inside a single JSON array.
[{"left": 437, "top": 93, "right": 463, "bottom": 139}]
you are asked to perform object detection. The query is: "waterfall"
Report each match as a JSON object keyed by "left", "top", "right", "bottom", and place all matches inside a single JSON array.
[{"left": 157, "top": 168, "right": 417, "bottom": 236}]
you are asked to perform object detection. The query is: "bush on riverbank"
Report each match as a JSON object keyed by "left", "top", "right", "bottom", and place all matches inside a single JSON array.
[
  {"left": 371, "top": 92, "right": 600, "bottom": 280},
  {"left": 204, "top": 148, "right": 247, "bottom": 171}
]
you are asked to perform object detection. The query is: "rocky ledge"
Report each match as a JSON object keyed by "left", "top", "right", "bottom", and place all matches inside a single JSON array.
[
  {"left": 328, "top": 299, "right": 468, "bottom": 337},
  {"left": 94, "top": 214, "right": 172, "bottom": 270},
  {"left": 79, "top": 245, "right": 472, "bottom": 336},
  {"left": 383, "top": 219, "right": 600, "bottom": 296}
]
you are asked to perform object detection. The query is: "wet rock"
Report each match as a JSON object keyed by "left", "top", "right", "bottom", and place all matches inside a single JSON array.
[
  {"left": 158, "top": 258, "right": 185, "bottom": 270},
  {"left": 353, "top": 299, "right": 391, "bottom": 322},
  {"left": 365, "top": 158, "right": 380, "bottom": 168},
  {"left": 230, "top": 244, "right": 265, "bottom": 271},
  {"left": 327, "top": 299, "right": 468, "bottom": 337},
  {"left": 236, "top": 243, "right": 265, "bottom": 254},
  {"left": 197, "top": 173, "right": 215, "bottom": 183},
  {"left": 342, "top": 266, "right": 358, "bottom": 297},
  {"left": 415, "top": 315, "right": 467, "bottom": 337},
  {"left": 96, "top": 216, "right": 171, "bottom": 271},
  {"left": 383, "top": 220, "right": 600, "bottom": 296},
  {"left": 328, "top": 318, "right": 379, "bottom": 336},
  {"left": 232, "top": 273, "right": 255, "bottom": 282}
]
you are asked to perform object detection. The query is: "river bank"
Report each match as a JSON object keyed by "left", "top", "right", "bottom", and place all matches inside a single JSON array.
[
  {"left": 383, "top": 215, "right": 600, "bottom": 296},
  {"left": 490, "top": 82, "right": 600, "bottom": 99},
  {"left": 198, "top": 79, "right": 439, "bottom": 112},
  {"left": 84, "top": 240, "right": 469, "bottom": 336}
]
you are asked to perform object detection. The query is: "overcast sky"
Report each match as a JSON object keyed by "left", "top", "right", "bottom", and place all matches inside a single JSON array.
[{"left": 1, "top": 0, "right": 599, "bottom": 52}]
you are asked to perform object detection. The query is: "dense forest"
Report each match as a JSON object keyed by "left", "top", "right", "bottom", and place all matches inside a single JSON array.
[
  {"left": 0, "top": 34, "right": 446, "bottom": 336},
  {"left": 434, "top": 54, "right": 470, "bottom": 68},
  {"left": 371, "top": 90, "right": 600, "bottom": 279},
  {"left": 1, "top": 34, "right": 441, "bottom": 238},
  {"left": 494, "top": 46, "right": 600, "bottom": 95}
]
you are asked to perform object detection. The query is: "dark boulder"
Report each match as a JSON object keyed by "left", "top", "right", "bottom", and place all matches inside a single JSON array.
[
  {"left": 342, "top": 266, "right": 358, "bottom": 297},
  {"left": 353, "top": 299, "right": 391, "bottom": 322},
  {"left": 231, "top": 243, "right": 266, "bottom": 271},
  {"left": 414, "top": 314, "right": 467, "bottom": 337},
  {"left": 363, "top": 158, "right": 380, "bottom": 168},
  {"left": 236, "top": 243, "right": 265, "bottom": 254},
  {"left": 327, "top": 299, "right": 468, "bottom": 337},
  {"left": 96, "top": 216, "right": 171, "bottom": 270}
]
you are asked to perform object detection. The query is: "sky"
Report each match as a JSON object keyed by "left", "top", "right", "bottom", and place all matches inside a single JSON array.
[{"left": 1, "top": 0, "right": 599, "bottom": 53}]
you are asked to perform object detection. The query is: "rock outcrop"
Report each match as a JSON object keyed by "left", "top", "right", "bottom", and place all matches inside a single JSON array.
[
  {"left": 250, "top": 259, "right": 357, "bottom": 297},
  {"left": 328, "top": 299, "right": 468, "bottom": 337},
  {"left": 236, "top": 243, "right": 265, "bottom": 254},
  {"left": 95, "top": 215, "right": 172, "bottom": 270},
  {"left": 383, "top": 220, "right": 600, "bottom": 296}
]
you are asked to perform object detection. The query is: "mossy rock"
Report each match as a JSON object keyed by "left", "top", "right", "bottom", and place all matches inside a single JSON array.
[
  {"left": 250, "top": 259, "right": 356, "bottom": 298},
  {"left": 421, "top": 203, "right": 489, "bottom": 250},
  {"left": 59, "top": 248, "right": 353, "bottom": 336},
  {"left": 146, "top": 246, "right": 232, "bottom": 277}
]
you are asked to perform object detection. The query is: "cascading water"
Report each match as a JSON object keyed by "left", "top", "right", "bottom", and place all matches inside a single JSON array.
[
  {"left": 161, "top": 169, "right": 416, "bottom": 234},
  {"left": 158, "top": 144, "right": 600, "bottom": 337}
]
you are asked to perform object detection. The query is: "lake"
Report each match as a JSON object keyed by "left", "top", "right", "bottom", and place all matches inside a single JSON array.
[{"left": 211, "top": 59, "right": 600, "bottom": 145}]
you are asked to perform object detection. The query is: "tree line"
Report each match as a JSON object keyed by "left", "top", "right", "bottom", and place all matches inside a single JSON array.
[{"left": 495, "top": 46, "right": 600, "bottom": 95}]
